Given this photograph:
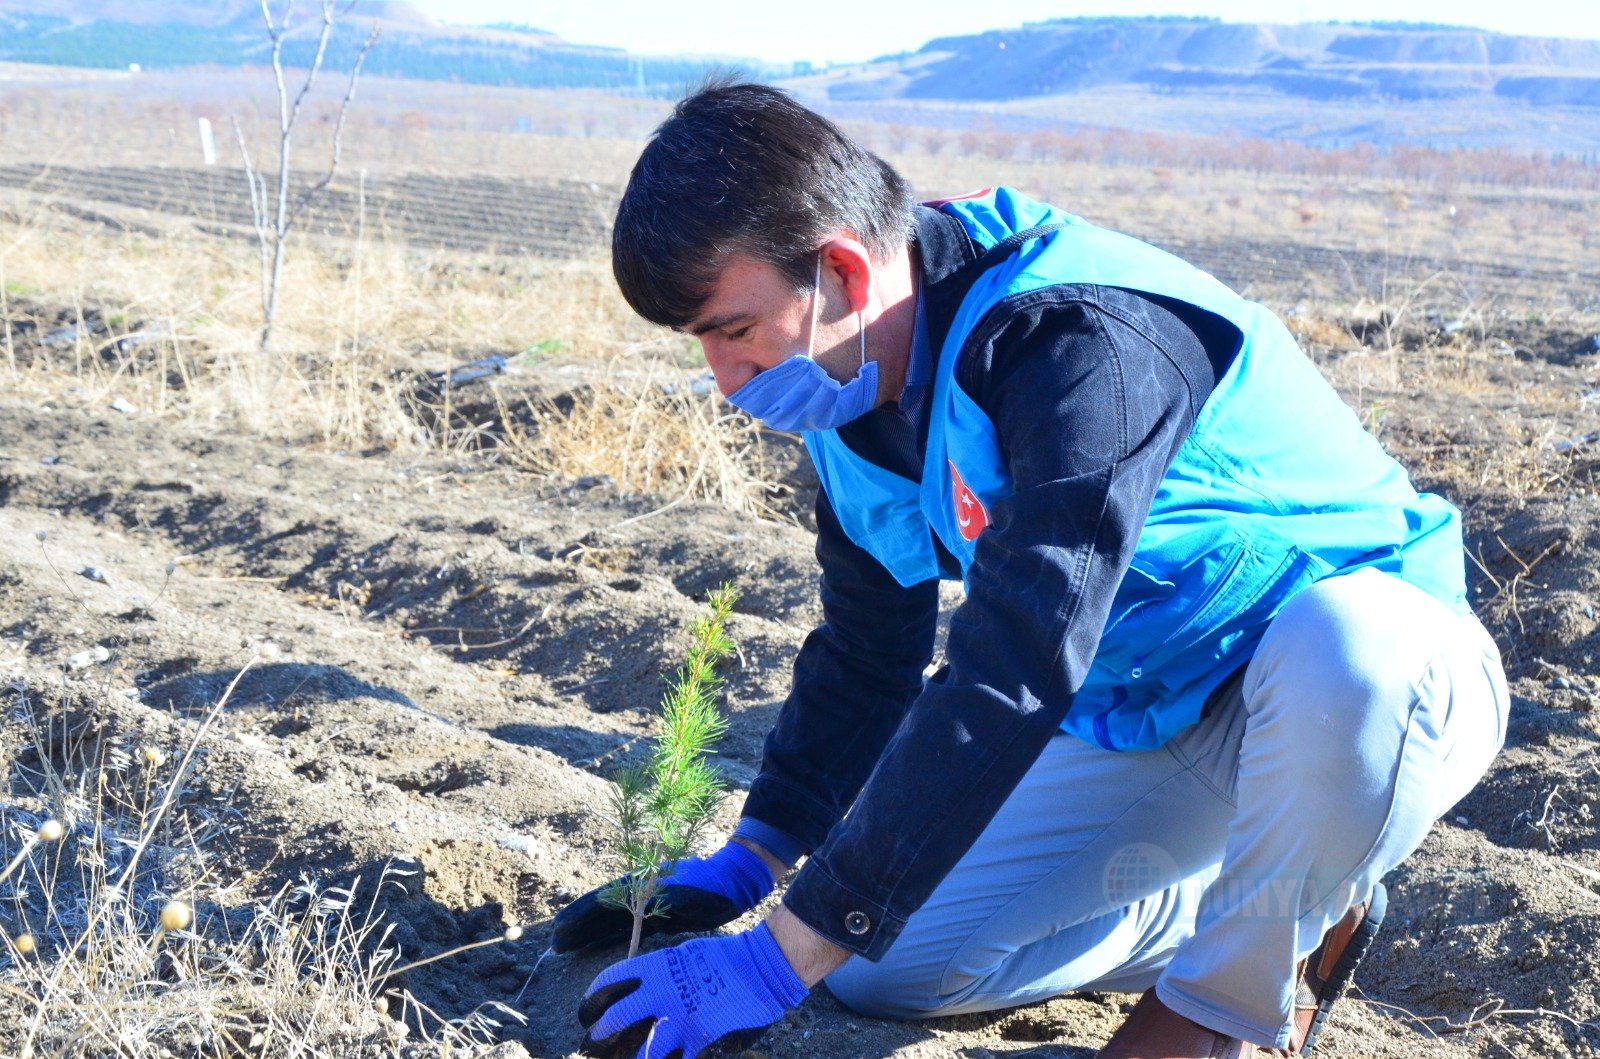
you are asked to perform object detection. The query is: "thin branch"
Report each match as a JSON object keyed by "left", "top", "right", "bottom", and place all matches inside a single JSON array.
[
  {"left": 288, "top": 17, "right": 381, "bottom": 226},
  {"left": 231, "top": 116, "right": 272, "bottom": 315},
  {"left": 245, "top": 0, "right": 377, "bottom": 353}
]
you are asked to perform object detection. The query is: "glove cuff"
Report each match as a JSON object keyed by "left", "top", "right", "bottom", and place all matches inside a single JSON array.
[{"left": 744, "top": 922, "right": 811, "bottom": 1009}]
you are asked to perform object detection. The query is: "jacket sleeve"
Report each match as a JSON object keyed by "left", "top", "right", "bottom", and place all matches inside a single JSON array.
[
  {"left": 738, "top": 486, "right": 940, "bottom": 855},
  {"left": 778, "top": 288, "right": 1225, "bottom": 959}
]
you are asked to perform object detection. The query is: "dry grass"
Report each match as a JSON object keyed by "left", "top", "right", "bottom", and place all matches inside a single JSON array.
[
  {"left": 0, "top": 160, "right": 804, "bottom": 524},
  {"left": 497, "top": 371, "right": 793, "bottom": 520},
  {"left": 0, "top": 187, "right": 657, "bottom": 442},
  {"left": 5, "top": 140, "right": 1594, "bottom": 532},
  {"left": 0, "top": 666, "right": 524, "bottom": 1057}
]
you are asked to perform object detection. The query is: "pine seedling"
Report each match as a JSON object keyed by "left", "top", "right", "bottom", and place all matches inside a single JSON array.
[{"left": 604, "top": 585, "right": 737, "bottom": 958}]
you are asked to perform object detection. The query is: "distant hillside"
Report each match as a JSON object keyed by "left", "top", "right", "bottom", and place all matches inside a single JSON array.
[
  {"left": 0, "top": 0, "right": 781, "bottom": 91},
  {"left": 797, "top": 17, "right": 1600, "bottom": 109},
  {"left": 0, "top": 0, "right": 253, "bottom": 25},
  {"left": 5, "top": 5, "right": 1599, "bottom": 152}
]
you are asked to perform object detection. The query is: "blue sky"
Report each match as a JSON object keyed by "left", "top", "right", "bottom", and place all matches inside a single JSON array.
[{"left": 404, "top": 0, "right": 1600, "bottom": 65}]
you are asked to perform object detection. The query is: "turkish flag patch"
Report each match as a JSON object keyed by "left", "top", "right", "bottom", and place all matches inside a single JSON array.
[
  {"left": 922, "top": 188, "right": 994, "bottom": 208},
  {"left": 948, "top": 460, "right": 990, "bottom": 541}
]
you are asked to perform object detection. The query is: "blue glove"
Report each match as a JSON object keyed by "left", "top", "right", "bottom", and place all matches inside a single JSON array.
[
  {"left": 578, "top": 922, "right": 808, "bottom": 1059},
  {"left": 552, "top": 841, "right": 775, "bottom": 953}
]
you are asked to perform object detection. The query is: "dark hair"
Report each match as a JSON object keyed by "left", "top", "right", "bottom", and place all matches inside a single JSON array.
[{"left": 611, "top": 78, "right": 916, "bottom": 329}]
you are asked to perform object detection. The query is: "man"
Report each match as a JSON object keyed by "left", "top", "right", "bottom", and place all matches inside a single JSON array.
[{"left": 553, "top": 80, "right": 1508, "bottom": 1059}]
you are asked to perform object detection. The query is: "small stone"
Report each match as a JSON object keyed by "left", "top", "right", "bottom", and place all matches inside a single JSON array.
[
  {"left": 81, "top": 567, "right": 110, "bottom": 585},
  {"left": 496, "top": 834, "right": 542, "bottom": 858},
  {"left": 66, "top": 645, "right": 111, "bottom": 669},
  {"left": 42, "top": 325, "right": 80, "bottom": 348},
  {"left": 40, "top": 455, "right": 60, "bottom": 466},
  {"left": 390, "top": 818, "right": 406, "bottom": 832},
  {"left": 109, "top": 398, "right": 136, "bottom": 414},
  {"left": 1455, "top": 816, "right": 1470, "bottom": 826}
]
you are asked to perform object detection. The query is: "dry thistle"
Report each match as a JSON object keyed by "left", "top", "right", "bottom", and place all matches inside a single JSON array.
[
  {"left": 0, "top": 818, "right": 66, "bottom": 887},
  {"left": 159, "top": 900, "right": 193, "bottom": 933},
  {"left": 143, "top": 898, "right": 194, "bottom": 973}
]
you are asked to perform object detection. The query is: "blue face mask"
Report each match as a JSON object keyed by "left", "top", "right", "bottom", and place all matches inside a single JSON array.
[{"left": 726, "top": 254, "right": 879, "bottom": 433}]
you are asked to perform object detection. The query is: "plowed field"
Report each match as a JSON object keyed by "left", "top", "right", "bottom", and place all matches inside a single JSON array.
[{"left": 2, "top": 161, "right": 1600, "bottom": 1058}]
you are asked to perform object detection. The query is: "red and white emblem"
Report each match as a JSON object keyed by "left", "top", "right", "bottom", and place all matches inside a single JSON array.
[{"left": 948, "top": 460, "right": 990, "bottom": 541}]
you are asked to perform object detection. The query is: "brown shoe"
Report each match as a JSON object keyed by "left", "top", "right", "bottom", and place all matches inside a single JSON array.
[
  {"left": 1096, "top": 883, "right": 1387, "bottom": 1058},
  {"left": 1294, "top": 882, "right": 1387, "bottom": 1053},
  {"left": 1096, "top": 990, "right": 1286, "bottom": 1058}
]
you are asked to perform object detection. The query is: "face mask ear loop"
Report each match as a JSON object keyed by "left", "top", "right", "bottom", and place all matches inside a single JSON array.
[{"left": 806, "top": 251, "right": 822, "bottom": 361}]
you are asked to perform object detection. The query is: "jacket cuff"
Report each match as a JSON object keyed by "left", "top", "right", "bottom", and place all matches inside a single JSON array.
[
  {"left": 780, "top": 860, "right": 907, "bottom": 961},
  {"left": 741, "top": 774, "right": 841, "bottom": 854},
  {"left": 732, "top": 817, "right": 807, "bottom": 869}
]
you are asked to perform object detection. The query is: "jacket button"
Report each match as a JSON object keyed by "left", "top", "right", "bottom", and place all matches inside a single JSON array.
[{"left": 845, "top": 911, "right": 870, "bottom": 935}]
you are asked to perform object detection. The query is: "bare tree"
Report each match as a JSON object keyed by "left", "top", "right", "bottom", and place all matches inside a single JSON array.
[{"left": 234, "top": 0, "right": 380, "bottom": 353}]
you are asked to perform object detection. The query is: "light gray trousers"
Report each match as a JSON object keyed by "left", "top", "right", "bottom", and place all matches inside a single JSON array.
[{"left": 825, "top": 568, "right": 1509, "bottom": 1050}]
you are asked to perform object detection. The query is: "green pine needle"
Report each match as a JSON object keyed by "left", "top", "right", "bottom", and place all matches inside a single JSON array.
[{"left": 600, "top": 585, "right": 739, "bottom": 946}]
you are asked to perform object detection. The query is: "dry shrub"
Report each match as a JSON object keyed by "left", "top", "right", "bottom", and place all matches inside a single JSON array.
[
  {"left": 503, "top": 368, "right": 792, "bottom": 520},
  {"left": 1286, "top": 312, "right": 1358, "bottom": 352}
]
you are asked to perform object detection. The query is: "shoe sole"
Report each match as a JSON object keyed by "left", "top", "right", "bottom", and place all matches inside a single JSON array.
[{"left": 1302, "top": 881, "right": 1388, "bottom": 1054}]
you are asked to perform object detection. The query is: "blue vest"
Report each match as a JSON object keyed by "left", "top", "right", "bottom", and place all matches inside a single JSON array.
[{"left": 804, "top": 187, "right": 1466, "bottom": 751}]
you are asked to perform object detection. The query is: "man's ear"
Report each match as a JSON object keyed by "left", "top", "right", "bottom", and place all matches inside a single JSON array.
[{"left": 818, "top": 236, "right": 874, "bottom": 315}]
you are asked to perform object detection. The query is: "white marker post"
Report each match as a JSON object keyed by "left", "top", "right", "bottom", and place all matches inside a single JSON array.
[{"left": 197, "top": 117, "right": 217, "bottom": 166}]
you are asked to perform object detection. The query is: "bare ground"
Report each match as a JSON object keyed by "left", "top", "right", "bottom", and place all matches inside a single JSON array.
[{"left": 2, "top": 188, "right": 1600, "bottom": 1056}]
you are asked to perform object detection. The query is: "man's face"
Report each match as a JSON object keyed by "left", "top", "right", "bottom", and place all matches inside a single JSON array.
[{"left": 684, "top": 253, "right": 860, "bottom": 400}]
